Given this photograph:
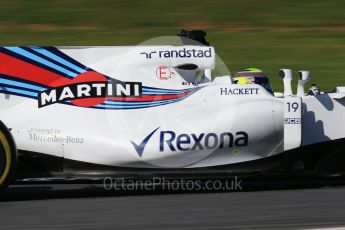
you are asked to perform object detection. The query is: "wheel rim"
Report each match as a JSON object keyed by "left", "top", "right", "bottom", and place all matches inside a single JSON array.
[{"left": 0, "top": 130, "right": 11, "bottom": 186}]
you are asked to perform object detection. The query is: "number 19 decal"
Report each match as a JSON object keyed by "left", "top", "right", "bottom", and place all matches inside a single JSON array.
[{"left": 287, "top": 102, "right": 299, "bottom": 112}]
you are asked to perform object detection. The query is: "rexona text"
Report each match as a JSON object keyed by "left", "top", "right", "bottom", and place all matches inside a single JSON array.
[{"left": 160, "top": 130, "right": 248, "bottom": 152}]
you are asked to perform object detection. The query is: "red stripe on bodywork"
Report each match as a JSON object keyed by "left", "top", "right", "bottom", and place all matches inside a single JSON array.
[
  {"left": 107, "top": 90, "right": 193, "bottom": 102},
  {"left": 0, "top": 53, "right": 66, "bottom": 86}
]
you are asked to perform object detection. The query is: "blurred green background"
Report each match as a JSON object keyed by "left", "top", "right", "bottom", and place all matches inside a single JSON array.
[{"left": 1, "top": 0, "right": 345, "bottom": 91}]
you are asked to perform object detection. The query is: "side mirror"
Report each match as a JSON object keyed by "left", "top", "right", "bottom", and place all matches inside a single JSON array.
[
  {"left": 297, "top": 71, "right": 311, "bottom": 96},
  {"left": 279, "top": 69, "right": 293, "bottom": 96}
]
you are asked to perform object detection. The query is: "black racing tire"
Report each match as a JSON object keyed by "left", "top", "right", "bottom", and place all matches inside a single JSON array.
[{"left": 0, "top": 121, "right": 16, "bottom": 193}]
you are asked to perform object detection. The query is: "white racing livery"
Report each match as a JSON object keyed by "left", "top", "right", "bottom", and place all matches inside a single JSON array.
[{"left": 0, "top": 30, "right": 345, "bottom": 192}]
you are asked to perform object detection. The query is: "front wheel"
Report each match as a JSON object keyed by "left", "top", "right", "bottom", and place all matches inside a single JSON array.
[{"left": 0, "top": 121, "right": 16, "bottom": 193}]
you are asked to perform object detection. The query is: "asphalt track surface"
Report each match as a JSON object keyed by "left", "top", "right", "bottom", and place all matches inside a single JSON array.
[{"left": 1, "top": 181, "right": 345, "bottom": 230}]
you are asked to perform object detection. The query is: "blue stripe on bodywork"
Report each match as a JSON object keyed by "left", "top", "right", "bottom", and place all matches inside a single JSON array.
[
  {"left": 103, "top": 97, "right": 183, "bottom": 106},
  {"left": 0, "top": 77, "right": 46, "bottom": 92},
  {"left": 0, "top": 86, "right": 38, "bottom": 97},
  {"left": 30, "top": 47, "right": 86, "bottom": 74},
  {"left": 4, "top": 47, "right": 78, "bottom": 77},
  {"left": 142, "top": 87, "right": 189, "bottom": 94},
  {"left": 97, "top": 93, "right": 192, "bottom": 109}
]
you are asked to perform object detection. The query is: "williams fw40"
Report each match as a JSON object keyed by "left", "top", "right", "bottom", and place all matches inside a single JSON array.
[{"left": 1, "top": 31, "right": 345, "bottom": 192}]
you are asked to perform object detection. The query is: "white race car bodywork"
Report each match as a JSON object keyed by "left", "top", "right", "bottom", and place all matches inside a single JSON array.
[{"left": 0, "top": 45, "right": 345, "bottom": 177}]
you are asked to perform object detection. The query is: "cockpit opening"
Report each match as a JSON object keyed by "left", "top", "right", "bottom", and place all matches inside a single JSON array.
[{"left": 232, "top": 68, "right": 274, "bottom": 94}]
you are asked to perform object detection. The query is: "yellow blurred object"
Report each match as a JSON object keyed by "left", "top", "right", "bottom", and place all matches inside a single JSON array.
[{"left": 232, "top": 76, "right": 254, "bottom": 85}]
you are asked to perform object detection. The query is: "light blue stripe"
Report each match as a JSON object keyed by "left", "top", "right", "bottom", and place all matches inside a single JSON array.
[
  {"left": 99, "top": 94, "right": 190, "bottom": 109},
  {"left": 142, "top": 88, "right": 188, "bottom": 94},
  {"left": 30, "top": 47, "right": 86, "bottom": 74},
  {"left": 142, "top": 91, "right": 186, "bottom": 95},
  {"left": 0, "top": 78, "right": 45, "bottom": 91},
  {"left": 143, "top": 88, "right": 189, "bottom": 92},
  {"left": 95, "top": 100, "right": 174, "bottom": 109},
  {"left": 104, "top": 97, "right": 183, "bottom": 106},
  {"left": 99, "top": 99, "right": 181, "bottom": 109},
  {"left": 0, "top": 86, "right": 38, "bottom": 97},
  {"left": 4, "top": 47, "right": 78, "bottom": 78}
]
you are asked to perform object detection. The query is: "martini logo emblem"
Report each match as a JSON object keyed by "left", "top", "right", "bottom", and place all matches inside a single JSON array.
[{"left": 38, "top": 71, "right": 142, "bottom": 108}]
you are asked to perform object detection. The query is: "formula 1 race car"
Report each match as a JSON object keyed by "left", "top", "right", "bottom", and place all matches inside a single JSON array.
[{"left": 1, "top": 30, "right": 345, "bottom": 192}]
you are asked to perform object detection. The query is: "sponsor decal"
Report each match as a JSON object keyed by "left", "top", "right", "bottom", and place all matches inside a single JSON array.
[
  {"left": 182, "top": 82, "right": 199, "bottom": 86},
  {"left": 140, "top": 48, "right": 212, "bottom": 59},
  {"left": 131, "top": 127, "right": 249, "bottom": 157},
  {"left": 39, "top": 80, "right": 142, "bottom": 108},
  {"left": 140, "top": 51, "right": 157, "bottom": 59},
  {"left": 27, "top": 128, "right": 84, "bottom": 144},
  {"left": 156, "top": 65, "right": 174, "bottom": 80},
  {"left": 0, "top": 46, "right": 199, "bottom": 110},
  {"left": 220, "top": 87, "right": 259, "bottom": 95},
  {"left": 284, "top": 118, "right": 301, "bottom": 124},
  {"left": 131, "top": 127, "right": 160, "bottom": 157}
]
